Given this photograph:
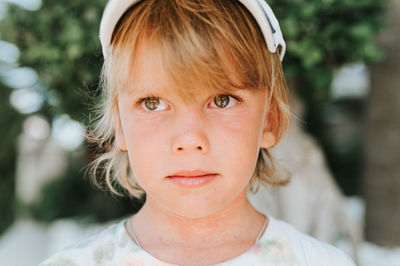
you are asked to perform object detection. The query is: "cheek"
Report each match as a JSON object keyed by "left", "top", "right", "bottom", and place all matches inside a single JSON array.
[
  {"left": 124, "top": 120, "right": 167, "bottom": 160},
  {"left": 212, "top": 108, "right": 264, "bottom": 151},
  {"left": 118, "top": 110, "right": 170, "bottom": 182},
  {"left": 210, "top": 109, "right": 264, "bottom": 174},
  {"left": 123, "top": 127, "right": 168, "bottom": 191},
  {"left": 119, "top": 98, "right": 169, "bottom": 151}
]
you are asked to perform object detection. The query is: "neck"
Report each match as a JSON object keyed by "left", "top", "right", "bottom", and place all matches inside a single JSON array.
[{"left": 131, "top": 189, "right": 265, "bottom": 249}]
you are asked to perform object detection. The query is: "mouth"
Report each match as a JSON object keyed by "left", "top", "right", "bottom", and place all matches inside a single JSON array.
[{"left": 166, "top": 170, "right": 218, "bottom": 188}]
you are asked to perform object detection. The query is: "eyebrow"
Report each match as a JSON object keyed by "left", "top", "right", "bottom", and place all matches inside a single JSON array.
[{"left": 123, "top": 86, "right": 166, "bottom": 96}]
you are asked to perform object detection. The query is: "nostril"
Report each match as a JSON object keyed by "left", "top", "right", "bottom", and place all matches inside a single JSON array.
[{"left": 176, "top": 146, "right": 203, "bottom": 151}]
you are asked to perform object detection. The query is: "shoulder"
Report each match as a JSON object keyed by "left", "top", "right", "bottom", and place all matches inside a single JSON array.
[
  {"left": 39, "top": 218, "right": 140, "bottom": 266},
  {"left": 258, "top": 216, "right": 356, "bottom": 266}
]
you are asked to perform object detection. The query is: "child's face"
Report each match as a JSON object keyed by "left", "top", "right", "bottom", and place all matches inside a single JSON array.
[{"left": 116, "top": 40, "right": 275, "bottom": 218}]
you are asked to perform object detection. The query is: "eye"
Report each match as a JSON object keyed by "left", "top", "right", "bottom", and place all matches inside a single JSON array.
[
  {"left": 209, "top": 94, "right": 241, "bottom": 109},
  {"left": 139, "top": 97, "right": 169, "bottom": 112}
]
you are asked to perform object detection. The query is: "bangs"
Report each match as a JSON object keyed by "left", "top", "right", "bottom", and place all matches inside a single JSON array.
[{"left": 109, "top": 0, "right": 275, "bottom": 102}]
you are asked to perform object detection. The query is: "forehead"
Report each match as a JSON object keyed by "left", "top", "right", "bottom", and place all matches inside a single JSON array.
[{"left": 123, "top": 37, "right": 256, "bottom": 102}]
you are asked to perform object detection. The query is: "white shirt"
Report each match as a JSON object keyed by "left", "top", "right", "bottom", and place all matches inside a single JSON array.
[{"left": 39, "top": 215, "right": 355, "bottom": 266}]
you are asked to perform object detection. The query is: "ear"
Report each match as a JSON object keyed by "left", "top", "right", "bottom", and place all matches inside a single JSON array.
[
  {"left": 260, "top": 113, "right": 277, "bottom": 149},
  {"left": 115, "top": 118, "right": 127, "bottom": 151},
  {"left": 261, "top": 128, "right": 276, "bottom": 149}
]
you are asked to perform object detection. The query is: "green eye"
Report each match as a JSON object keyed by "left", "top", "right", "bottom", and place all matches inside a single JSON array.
[
  {"left": 144, "top": 97, "right": 160, "bottom": 111},
  {"left": 139, "top": 96, "right": 169, "bottom": 112},
  {"left": 213, "top": 95, "right": 230, "bottom": 108}
]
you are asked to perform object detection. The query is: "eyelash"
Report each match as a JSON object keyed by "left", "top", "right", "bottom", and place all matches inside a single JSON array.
[
  {"left": 209, "top": 94, "right": 243, "bottom": 108},
  {"left": 135, "top": 95, "right": 159, "bottom": 110},
  {"left": 135, "top": 94, "right": 243, "bottom": 112}
]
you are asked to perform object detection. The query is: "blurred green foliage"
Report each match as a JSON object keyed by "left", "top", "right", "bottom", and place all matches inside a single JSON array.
[
  {"left": 0, "top": 83, "right": 22, "bottom": 234},
  {"left": 28, "top": 151, "right": 144, "bottom": 222},
  {"left": 270, "top": 0, "right": 386, "bottom": 101},
  {"left": 269, "top": 0, "right": 387, "bottom": 194},
  {"left": 0, "top": 0, "right": 106, "bottom": 122},
  {"left": 0, "top": 0, "right": 387, "bottom": 233}
]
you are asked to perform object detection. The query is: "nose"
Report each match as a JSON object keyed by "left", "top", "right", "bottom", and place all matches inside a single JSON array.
[{"left": 170, "top": 112, "right": 209, "bottom": 154}]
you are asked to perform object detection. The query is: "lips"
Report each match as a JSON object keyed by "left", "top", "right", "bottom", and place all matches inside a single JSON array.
[
  {"left": 166, "top": 170, "right": 218, "bottom": 188},
  {"left": 168, "top": 170, "right": 216, "bottom": 178}
]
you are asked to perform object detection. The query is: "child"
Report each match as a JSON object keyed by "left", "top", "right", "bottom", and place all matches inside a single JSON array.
[{"left": 40, "top": 0, "right": 355, "bottom": 265}]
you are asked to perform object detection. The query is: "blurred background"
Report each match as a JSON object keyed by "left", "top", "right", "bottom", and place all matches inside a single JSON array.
[{"left": 0, "top": 0, "right": 399, "bottom": 265}]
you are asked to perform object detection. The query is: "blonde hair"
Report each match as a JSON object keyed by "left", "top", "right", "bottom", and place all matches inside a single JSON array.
[{"left": 87, "top": 0, "right": 291, "bottom": 198}]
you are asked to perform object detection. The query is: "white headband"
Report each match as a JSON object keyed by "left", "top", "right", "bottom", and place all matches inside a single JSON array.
[{"left": 99, "top": 0, "right": 286, "bottom": 61}]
